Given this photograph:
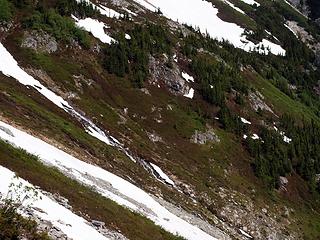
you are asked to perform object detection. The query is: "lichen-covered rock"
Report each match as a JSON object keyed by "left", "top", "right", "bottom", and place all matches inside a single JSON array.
[{"left": 21, "top": 30, "right": 58, "bottom": 53}]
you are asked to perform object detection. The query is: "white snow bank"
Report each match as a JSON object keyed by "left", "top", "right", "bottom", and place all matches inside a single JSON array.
[
  {"left": 182, "top": 72, "right": 194, "bottom": 82},
  {"left": 241, "top": 117, "right": 251, "bottom": 125},
  {"left": 184, "top": 88, "right": 194, "bottom": 99},
  {"left": 149, "top": 163, "right": 175, "bottom": 186},
  {"left": 72, "top": 16, "right": 115, "bottom": 44},
  {"left": 0, "top": 166, "right": 108, "bottom": 240},
  {"left": 222, "top": 0, "right": 245, "bottom": 14},
  {"left": 0, "top": 121, "right": 218, "bottom": 240},
  {"left": 131, "top": 0, "right": 284, "bottom": 55},
  {"left": 240, "top": 0, "right": 260, "bottom": 6}
]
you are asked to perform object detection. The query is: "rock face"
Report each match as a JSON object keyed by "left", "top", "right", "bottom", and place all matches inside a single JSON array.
[
  {"left": 191, "top": 129, "right": 220, "bottom": 144},
  {"left": 148, "top": 55, "right": 191, "bottom": 96},
  {"left": 249, "top": 91, "right": 274, "bottom": 114},
  {"left": 21, "top": 30, "right": 58, "bottom": 53}
]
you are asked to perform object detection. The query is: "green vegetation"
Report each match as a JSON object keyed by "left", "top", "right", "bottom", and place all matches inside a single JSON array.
[
  {"left": 104, "top": 24, "right": 174, "bottom": 87},
  {"left": 55, "top": 0, "right": 99, "bottom": 18},
  {"left": 23, "top": 8, "right": 90, "bottom": 48},
  {"left": 0, "top": 140, "right": 185, "bottom": 240},
  {"left": 0, "top": 198, "right": 50, "bottom": 240},
  {"left": 0, "top": 0, "right": 12, "bottom": 22}
]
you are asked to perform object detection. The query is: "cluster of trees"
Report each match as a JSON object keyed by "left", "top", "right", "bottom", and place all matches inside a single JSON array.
[
  {"left": 190, "top": 54, "right": 248, "bottom": 106},
  {"left": 246, "top": 115, "right": 320, "bottom": 191},
  {"left": 104, "top": 24, "right": 173, "bottom": 87},
  {"left": 23, "top": 8, "right": 91, "bottom": 48},
  {"left": 55, "top": 0, "right": 99, "bottom": 18}
]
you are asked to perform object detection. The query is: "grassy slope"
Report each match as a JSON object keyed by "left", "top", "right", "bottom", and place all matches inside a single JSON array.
[{"left": 0, "top": 140, "right": 185, "bottom": 240}]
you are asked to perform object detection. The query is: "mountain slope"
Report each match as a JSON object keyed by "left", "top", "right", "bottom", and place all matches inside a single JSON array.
[{"left": 0, "top": 0, "right": 320, "bottom": 239}]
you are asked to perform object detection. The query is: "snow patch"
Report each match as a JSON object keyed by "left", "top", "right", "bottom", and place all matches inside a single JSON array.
[
  {"left": 131, "top": 0, "right": 284, "bottom": 55},
  {"left": 240, "top": 0, "right": 260, "bottom": 6},
  {"left": 72, "top": 16, "right": 115, "bottom": 44},
  {"left": 240, "top": 117, "right": 251, "bottom": 125},
  {"left": 222, "top": 0, "right": 245, "bottom": 14},
  {"left": 0, "top": 166, "right": 108, "bottom": 240},
  {"left": 125, "top": 34, "right": 131, "bottom": 40},
  {"left": 0, "top": 121, "right": 218, "bottom": 240},
  {"left": 239, "top": 228, "right": 253, "bottom": 239},
  {"left": 182, "top": 72, "right": 194, "bottom": 82},
  {"left": 251, "top": 134, "right": 259, "bottom": 140},
  {"left": 284, "top": 23, "right": 298, "bottom": 38},
  {"left": 184, "top": 88, "right": 194, "bottom": 99},
  {"left": 149, "top": 163, "right": 175, "bottom": 186}
]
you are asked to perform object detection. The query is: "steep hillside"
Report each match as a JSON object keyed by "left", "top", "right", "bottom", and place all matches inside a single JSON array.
[{"left": 0, "top": 0, "right": 320, "bottom": 239}]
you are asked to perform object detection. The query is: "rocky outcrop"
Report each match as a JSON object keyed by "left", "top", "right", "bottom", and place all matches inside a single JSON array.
[
  {"left": 21, "top": 30, "right": 58, "bottom": 53},
  {"left": 190, "top": 129, "right": 220, "bottom": 144},
  {"left": 249, "top": 91, "right": 274, "bottom": 114},
  {"left": 148, "top": 55, "right": 191, "bottom": 96}
]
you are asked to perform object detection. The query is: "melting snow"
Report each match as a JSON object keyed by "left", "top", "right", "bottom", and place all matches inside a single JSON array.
[
  {"left": 240, "top": 117, "right": 251, "bottom": 125},
  {"left": 0, "top": 121, "right": 218, "bottom": 240},
  {"left": 149, "top": 163, "right": 175, "bottom": 186},
  {"left": 131, "top": 0, "right": 284, "bottom": 55},
  {"left": 240, "top": 0, "right": 260, "bottom": 6},
  {"left": 182, "top": 72, "right": 195, "bottom": 82},
  {"left": 222, "top": 0, "right": 245, "bottom": 14},
  {"left": 72, "top": 16, "right": 115, "bottom": 44},
  {"left": 0, "top": 166, "right": 108, "bottom": 240},
  {"left": 184, "top": 88, "right": 194, "bottom": 99}
]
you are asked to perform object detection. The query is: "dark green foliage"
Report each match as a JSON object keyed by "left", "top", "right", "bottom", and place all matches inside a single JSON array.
[
  {"left": 0, "top": 201, "right": 50, "bottom": 240},
  {"left": 55, "top": 0, "right": 99, "bottom": 18},
  {"left": 246, "top": 114, "right": 320, "bottom": 191},
  {"left": 190, "top": 55, "right": 248, "bottom": 106},
  {"left": 0, "top": 0, "right": 12, "bottom": 22},
  {"left": 218, "top": 105, "right": 246, "bottom": 135},
  {"left": 104, "top": 24, "right": 173, "bottom": 87},
  {"left": 247, "top": 128, "right": 291, "bottom": 189},
  {"left": 23, "top": 8, "right": 90, "bottom": 48}
]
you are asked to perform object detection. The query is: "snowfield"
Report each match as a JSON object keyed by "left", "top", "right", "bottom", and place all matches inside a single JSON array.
[
  {"left": 131, "top": 0, "right": 285, "bottom": 55},
  {"left": 0, "top": 121, "right": 219, "bottom": 240},
  {"left": 0, "top": 166, "right": 108, "bottom": 240},
  {"left": 72, "top": 16, "right": 115, "bottom": 44}
]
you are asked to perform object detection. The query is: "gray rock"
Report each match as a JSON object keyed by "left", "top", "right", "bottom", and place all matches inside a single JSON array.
[
  {"left": 21, "top": 30, "right": 58, "bottom": 53},
  {"left": 0, "top": 126, "right": 14, "bottom": 137},
  {"left": 148, "top": 55, "right": 191, "bottom": 96},
  {"left": 191, "top": 129, "right": 220, "bottom": 145}
]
